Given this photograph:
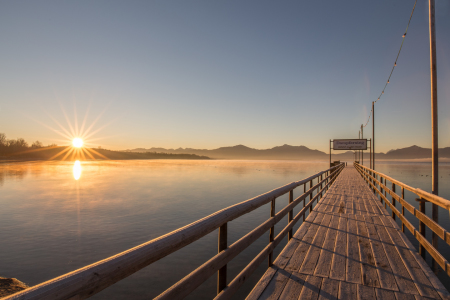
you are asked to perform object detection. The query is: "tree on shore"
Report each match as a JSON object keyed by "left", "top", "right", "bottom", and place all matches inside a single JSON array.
[{"left": 0, "top": 133, "right": 48, "bottom": 155}]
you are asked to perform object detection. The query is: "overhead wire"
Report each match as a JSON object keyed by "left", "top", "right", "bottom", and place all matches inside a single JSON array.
[{"left": 362, "top": 0, "right": 417, "bottom": 128}]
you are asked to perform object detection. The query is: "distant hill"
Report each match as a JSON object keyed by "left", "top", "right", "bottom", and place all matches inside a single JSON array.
[
  {"left": 125, "top": 144, "right": 450, "bottom": 161},
  {"left": 0, "top": 146, "right": 210, "bottom": 161},
  {"left": 124, "top": 144, "right": 325, "bottom": 160},
  {"left": 332, "top": 145, "right": 450, "bottom": 160}
]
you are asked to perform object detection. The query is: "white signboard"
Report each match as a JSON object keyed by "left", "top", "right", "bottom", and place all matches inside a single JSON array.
[{"left": 333, "top": 139, "right": 367, "bottom": 150}]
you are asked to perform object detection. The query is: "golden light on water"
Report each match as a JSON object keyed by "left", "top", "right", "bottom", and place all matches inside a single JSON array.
[
  {"left": 73, "top": 160, "right": 82, "bottom": 180},
  {"left": 72, "top": 138, "right": 83, "bottom": 148}
]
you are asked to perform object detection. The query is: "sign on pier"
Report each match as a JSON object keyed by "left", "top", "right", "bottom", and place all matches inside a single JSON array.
[{"left": 333, "top": 139, "right": 367, "bottom": 150}]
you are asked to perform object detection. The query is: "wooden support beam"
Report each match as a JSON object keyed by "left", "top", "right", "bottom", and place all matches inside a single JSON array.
[{"left": 217, "top": 223, "right": 228, "bottom": 294}]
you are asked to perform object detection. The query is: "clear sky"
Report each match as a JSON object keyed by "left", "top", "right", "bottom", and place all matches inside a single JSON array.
[{"left": 0, "top": 1, "right": 449, "bottom": 153}]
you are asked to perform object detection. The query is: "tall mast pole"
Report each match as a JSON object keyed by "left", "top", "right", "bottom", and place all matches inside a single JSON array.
[
  {"left": 429, "top": 0, "right": 438, "bottom": 266},
  {"left": 358, "top": 131, "right": 361, "bottom": 162},
  {"left": 361, "top": 124, "right": 363, "bottom": 166},
  {"left": 372, "top": 101, "right": 375, "bottom": 170}
]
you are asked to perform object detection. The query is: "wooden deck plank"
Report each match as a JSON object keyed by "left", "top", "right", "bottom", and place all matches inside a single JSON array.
[
  {"left": 346, "top": 214, "right": 362, "bottom": 284},
  {"left": 355, "top": 214, "right": 380, "bottom": 288},
  {"left": 357, "top": 284, "right": 376, "bottom": 300},
  {"left": 299, "top": 213, "right": 333, "bottom": 274},
  {"left": 274, "top": 211, "right": 318, "bottom": 269},
  {"left": 338, "top": 281, "right": 357, "bottom": 299},
  {"left": 257, "top": 269, "right": 290, "bottom": 300},
  {"left": 376, "top": 288, "right": 396, "bottom": 299},
  {"left": 246, "top": 267, "right": 278, "bottom": 300},
  {"left": 318, "top": 278, "right": 339, "bottom": 300},
  {"left": 298, "top": 275, "right": 322, "bottom": 300},
  {"left": 395, "top": 292, "right": 417, "bottom": 300},
  {"left": 314, "top": 214, "right": 340, "bottom": 277},
  {"left": 346, "top": 193, "right": 354, "bottom": 215},
  {"left": 364, "top": 215, "right": 399, "bottom": 291},
  {"left": 284, "top": 212, "right": 325, "bottom": 273},
  {"left": 278, "top": 273, "right": 307, "bottom": 300},
  {"left": 329, "top": 213, "right": 347, "bottom": 281}
]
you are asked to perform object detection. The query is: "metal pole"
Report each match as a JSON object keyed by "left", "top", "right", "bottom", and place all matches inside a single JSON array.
[
  {"left": 372, "top": 101, "right": 375, "bottom": 170},
  {"left": 329, "top": 139, "right": 332, "bottom": 167},
  {"left": 361, "top": 124, "right": 364, "bottom": 166},
  {"left": 429, "top": 0, "right": 438, "bottom": 269},
  {"left": 358, "top": 131, "right": 360, "bottom": 162}
]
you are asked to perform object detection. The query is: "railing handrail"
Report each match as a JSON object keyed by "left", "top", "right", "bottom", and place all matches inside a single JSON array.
[
  {"left": 356, "top": 163, "right": 450, "bottom": 210},
  {"left": 6, "top": 163, "right": 345, "bottom": 300}
]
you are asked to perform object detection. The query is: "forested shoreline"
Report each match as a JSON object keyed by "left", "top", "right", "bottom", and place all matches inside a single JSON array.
[{"left": 0, "top": 133, "right": 209, "bottom": 161}]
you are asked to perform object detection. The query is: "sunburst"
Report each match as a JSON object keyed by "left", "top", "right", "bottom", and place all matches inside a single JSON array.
[{"left": 26, "top": 102, "right": 116, "bottom": 161}]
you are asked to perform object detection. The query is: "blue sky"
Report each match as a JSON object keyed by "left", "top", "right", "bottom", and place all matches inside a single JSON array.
[{"left": 0, "top": 1, "right": 449, "bottom": 153}]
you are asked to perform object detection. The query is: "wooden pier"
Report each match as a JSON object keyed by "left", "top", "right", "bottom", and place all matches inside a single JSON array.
[{"left": 247, "top": 166, "right": 449, "bottom": 299}]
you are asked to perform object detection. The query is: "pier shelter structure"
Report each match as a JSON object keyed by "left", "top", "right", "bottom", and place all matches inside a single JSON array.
[{"left": 5, "top": 164, "right": 450, "bottom": 300}]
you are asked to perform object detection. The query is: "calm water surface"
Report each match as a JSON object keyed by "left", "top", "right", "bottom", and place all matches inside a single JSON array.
[{"left": 1, "top": 159, "right": 450, "bottom": 298}]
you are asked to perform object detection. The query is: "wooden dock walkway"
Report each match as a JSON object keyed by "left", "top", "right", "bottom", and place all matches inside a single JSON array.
[{"left": 247, "top": 166, "right": 450, "bottom": 300}]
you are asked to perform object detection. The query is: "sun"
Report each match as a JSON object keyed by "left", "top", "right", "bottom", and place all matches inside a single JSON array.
[{"left": 72, "top": 138, "right": 84, "bottom": 148}]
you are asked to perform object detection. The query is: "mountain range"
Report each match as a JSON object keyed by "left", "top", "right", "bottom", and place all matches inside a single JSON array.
[{"left": 124, "top": 144, "right": 450, "bottom": 160}]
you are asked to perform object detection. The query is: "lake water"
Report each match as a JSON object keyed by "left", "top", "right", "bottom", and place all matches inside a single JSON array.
[{"left": 1, "top": 159, "right": 450, "bottom": 299}]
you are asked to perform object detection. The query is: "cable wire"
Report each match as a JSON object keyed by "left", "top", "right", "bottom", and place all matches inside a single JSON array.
[{"left": 362, "top": 0, "right": 417, "bottom": 128}]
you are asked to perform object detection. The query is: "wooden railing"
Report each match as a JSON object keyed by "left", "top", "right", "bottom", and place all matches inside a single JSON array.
[
  {"left": 6, "top": 163, "right": 346, "bottom": 300},
  {"left": 354, "top": 162, "right": 450, "bottom": 276}
]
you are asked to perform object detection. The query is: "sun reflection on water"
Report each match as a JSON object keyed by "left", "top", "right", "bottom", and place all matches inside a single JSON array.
[{"left": 73, "top": 160, "right": 82, "bottom": 180}]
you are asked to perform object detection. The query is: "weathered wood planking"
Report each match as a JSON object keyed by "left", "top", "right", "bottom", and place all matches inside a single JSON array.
[{"left": 248, "top": 166, "right": 450, "bottom": 300}]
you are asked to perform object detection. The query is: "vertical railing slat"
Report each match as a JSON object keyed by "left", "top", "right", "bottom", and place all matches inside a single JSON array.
[
  {"left": 217, "top": 223, "right": 228, "bottom": 294},
  {"left": 392, "top": 183, "right": 396, "bottom": 220},
  {"left": 288, "top": 190, "right": 293, "bottom": 241},
  {"left": 303, "top": 183, "right": 306, "bottom": 221},
  {"left": 401, "top": 186, "right": 405, "bottom": 232},
  {"left": 268, "top": 198, "right": 275, "bottom": 267},
  {"left": 418, "top": 198, "right": 426, "bottom": 258}
]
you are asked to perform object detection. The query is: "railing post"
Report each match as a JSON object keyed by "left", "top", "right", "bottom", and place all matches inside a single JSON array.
[
  {"left": 309, "top": 179, "right": 313, "bottom": 212},
  {"left": 268, "top": 198, "right": 275, "bottom": 267},
  {"left": 288, "top": 190, "right": 293, "bottom": 241},
  {"left": 303, "top": 183, "right": 306, "bottom": 221},
  {"left": 417, "top": 198, "right": 426, "bottom": 258},
  {"left": 380, "top": 176, "right": 383, "bottom": 203},
  {"left": 401, "top": 187, "right": 405, "bottom": 232},
  {"left": 392, "top": 183, "right": 396, "bottom": 220},
  {"left": 372, "top": 171, "right": 375, "bottom": 194},
  {"left": 320, "top": 174, "right": 323, "bottom": 196},
  {"left": 217, "top": 223, "right": 227, "bottom": 294}
]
